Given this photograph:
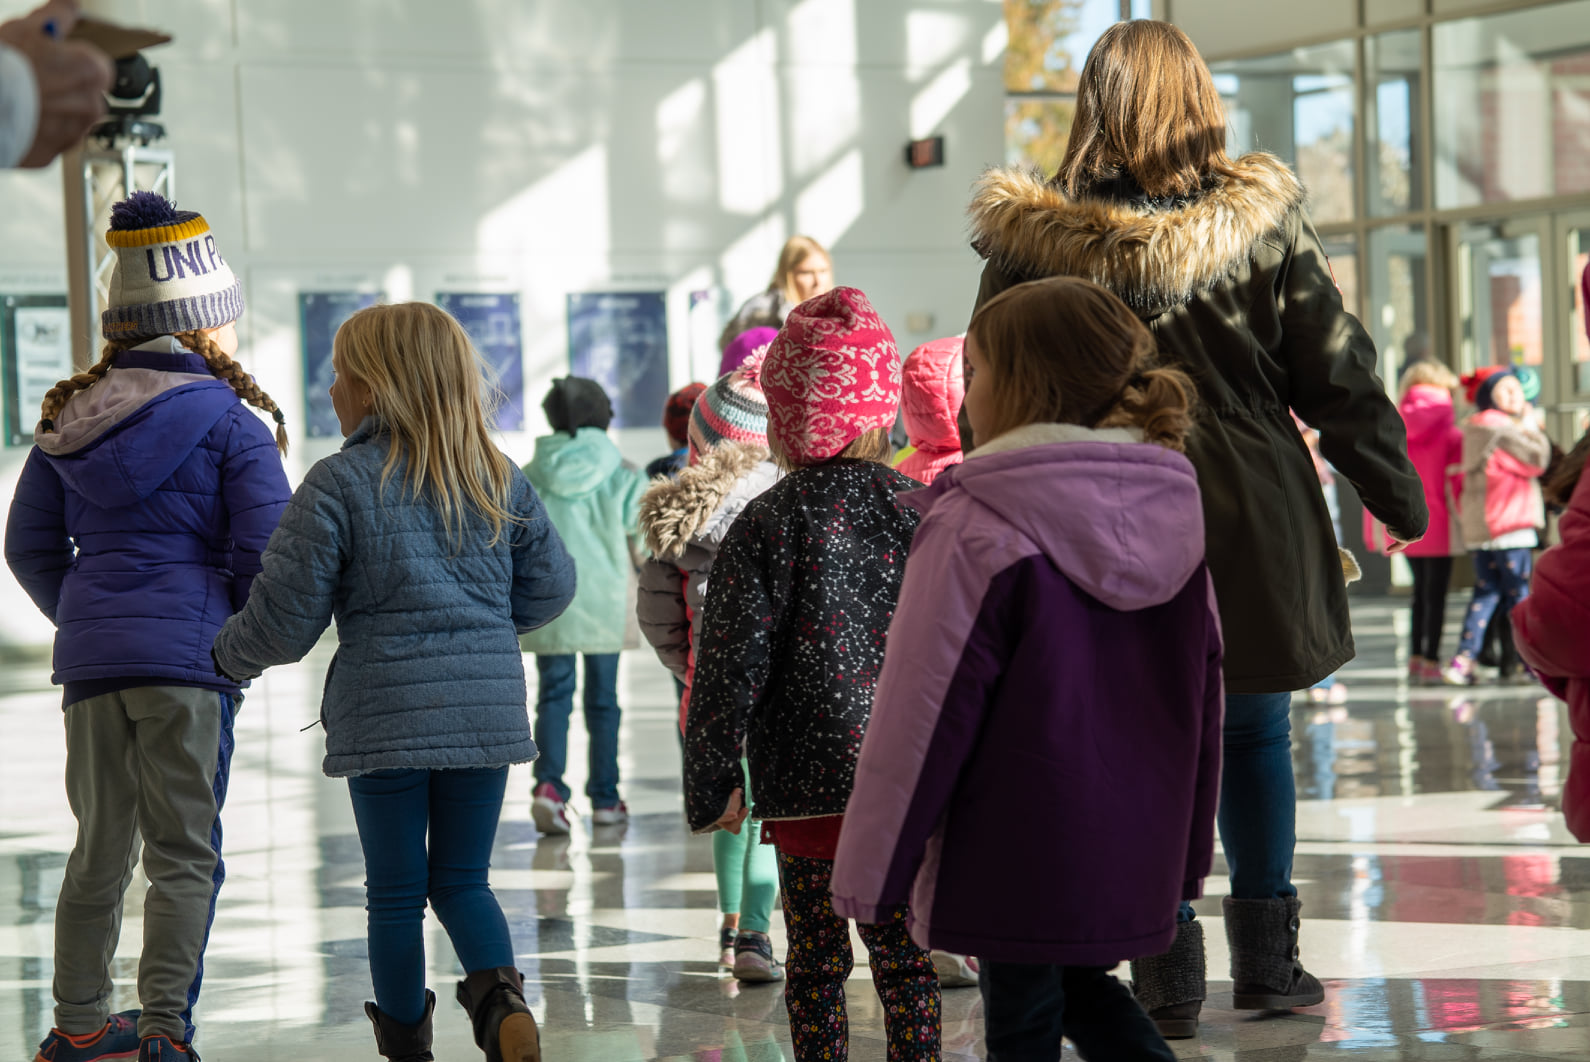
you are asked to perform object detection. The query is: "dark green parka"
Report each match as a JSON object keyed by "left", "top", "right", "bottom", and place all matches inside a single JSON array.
[{"left": 966, "top": 153, "right": 1428, "bottom": 694}]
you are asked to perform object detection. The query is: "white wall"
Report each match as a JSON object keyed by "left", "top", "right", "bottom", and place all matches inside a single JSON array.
[{"left": 0, "top": 0, "right": 1005, "bottom": 649}]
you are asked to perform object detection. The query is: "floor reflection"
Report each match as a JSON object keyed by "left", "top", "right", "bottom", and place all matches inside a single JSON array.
[{"left": 1, "top": 598, "right": 1588, "bottom": 1059}]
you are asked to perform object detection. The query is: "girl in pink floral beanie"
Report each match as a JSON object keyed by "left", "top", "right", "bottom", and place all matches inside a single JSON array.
[{"left": 683, "top": 287, "right": 942, "bottom": 1061}]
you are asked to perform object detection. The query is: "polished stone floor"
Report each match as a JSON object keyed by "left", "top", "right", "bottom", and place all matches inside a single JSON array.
[{"left": 2, "top": 598, "right": 1588, "bottom": 1060}]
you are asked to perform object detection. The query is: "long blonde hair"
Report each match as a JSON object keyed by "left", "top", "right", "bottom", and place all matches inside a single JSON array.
[
  {"left": 333, "top": 302, "right": 519, "bottom": 545},
  {"left": 1056, "top": 20, "right": 1240, "bottom": 199},
  {"left": 39, "top": 331, "right": 289, "bottom": 454},
  {"left": 771, "top": 235, "right": 831, "bottom": 306}
]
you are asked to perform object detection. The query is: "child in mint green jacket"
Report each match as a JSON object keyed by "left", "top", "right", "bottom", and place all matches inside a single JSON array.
[{"left": 521, "top": 377, "right": 646, "bottom": 833}]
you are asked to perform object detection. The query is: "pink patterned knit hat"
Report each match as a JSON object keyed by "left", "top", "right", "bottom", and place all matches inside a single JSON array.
[{"left": 762, "top": 287, "right": 901, "bottom": 465}]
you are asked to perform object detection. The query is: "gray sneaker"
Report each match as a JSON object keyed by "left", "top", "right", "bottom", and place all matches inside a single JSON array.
[{"left": 732, "top": 931, "right": 785, "bottom": 983}]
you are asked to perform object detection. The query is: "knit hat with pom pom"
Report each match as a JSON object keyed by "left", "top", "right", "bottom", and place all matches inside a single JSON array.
[
  {"left": 689, "top": 350, "right": 771, "bottom": 459},
  {"left": 101, "top": 191, "right": 244, "bottom": 341}
]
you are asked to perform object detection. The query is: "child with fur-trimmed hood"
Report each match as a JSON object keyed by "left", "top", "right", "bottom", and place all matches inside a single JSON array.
[{"left": 636, "top": 348, "right": 784, "bottom": 982}]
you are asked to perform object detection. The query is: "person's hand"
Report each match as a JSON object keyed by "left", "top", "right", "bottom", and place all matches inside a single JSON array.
[
  {"left": 0, "top": 1, "right": 113, "bottom": 168},
  {"left": 1385, "top": 530, "right": 1423, "bottom": 555},
  {"left": 715, "top": 788, "right": 750, "bottom": 835}
]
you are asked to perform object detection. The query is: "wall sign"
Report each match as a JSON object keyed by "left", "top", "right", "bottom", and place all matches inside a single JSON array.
[
  {"left": 438, "top": 292, "right": 525, "bottom": 431},
  {"left": 300, "top": 291, "right": 382, "bottom": 439},
  {"left": 566, "top": 291, "right": 668, "bottom": 430},
  {"left": 2, "top": 294, "right": 72, "bottom": 447}
]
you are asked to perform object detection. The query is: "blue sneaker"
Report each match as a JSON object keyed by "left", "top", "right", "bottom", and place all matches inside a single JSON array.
[
  {"left": 34, "top": 1011, "right": 140, "bottom": 1062},
  {"left": 137, "top": 1036, "right": 198, "bottom": 1062}
]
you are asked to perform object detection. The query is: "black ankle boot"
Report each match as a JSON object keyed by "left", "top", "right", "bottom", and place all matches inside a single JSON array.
[
  {"left": 364, "top": 989, "right": 436, "bottom": 1062},
  {"left": 456, "top": 967, "right": 541, "bottom": 1062},
  {"left": 1223, "top": 896, "right": 1326, "bottom": 1010},
  {"left": 1129, "top": 918, "right": 1206, "bottom": 1038}
]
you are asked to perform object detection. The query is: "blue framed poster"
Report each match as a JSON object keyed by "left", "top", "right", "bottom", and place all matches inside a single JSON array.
[
  {"left": 300, "top": 292, "right": 382, "bottom": 439},
  {"left": 566, "top": 291, "right": 669, "bottom": 430},
  {"left": 438, "top": 292, "right": 524, "bottom": 431},
  {"left": 2, "top": 294, "right": 72, "bottom": 447}
]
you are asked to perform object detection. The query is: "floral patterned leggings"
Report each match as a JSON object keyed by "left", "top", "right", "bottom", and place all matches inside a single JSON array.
[
  {"left": 775, "top": 851, "right": 941, "bottom": 1061},
  {"left": 1457, "top": 547, "right": 1533, "bottom": 659}
]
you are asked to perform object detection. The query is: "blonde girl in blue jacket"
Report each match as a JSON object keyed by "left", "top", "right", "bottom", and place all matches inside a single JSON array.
[{"left": 213, "top": 302, "right": 575, "bottom": 1062}]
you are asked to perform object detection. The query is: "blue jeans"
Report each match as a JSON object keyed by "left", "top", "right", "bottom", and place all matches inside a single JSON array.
[
  {"left": 979, "top": 962, "right": 1175, "bottom": 1061},
  {"left": 1457, "top": 548, "right": 1533, "bottom": 659},
  {"left": 1180, "top": 691, "right": 1296, "bottom": 921},
  {"left": 346, "top": 767, "right": 516, "bottom": 1025},
  {"left": 533, "top": 653, "right": 621, "bottom": 805}
]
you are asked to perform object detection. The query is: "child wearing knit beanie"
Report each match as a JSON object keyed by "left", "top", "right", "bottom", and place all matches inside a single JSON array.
[
  {"left": 646, "top": 381, "right": 708, "bottom": 480},
  {"left": 637, "top": 349, "right": 783, "bottom": 982},
  {"left": 521, "top": 377, "right": 648, "bottom": 836},
  {"left": 6, "top": 191, "right": 292, "bottom": 1059},
  {"left": 682, "top": 287, "right": 942, "bottom": 1058}
]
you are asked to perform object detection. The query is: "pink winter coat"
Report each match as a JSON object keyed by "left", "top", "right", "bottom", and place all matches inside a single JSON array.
[
  {"left": 1457, "top": 409, "right": 1549, "bottom": 549},
  {"left": 1512, "top": 466, "right": 1590, "bottom": 840},
  {"left": 1364, "top": 385, "right": 1463, "bottom": 557},
  {"left": 895, "top": 337, "right": 964, "bottom": 486}
]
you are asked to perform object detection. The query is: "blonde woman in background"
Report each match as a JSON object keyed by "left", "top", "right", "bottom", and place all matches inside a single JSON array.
[{"left": 718, "top": 235, "right": 834, "bottom": 351}]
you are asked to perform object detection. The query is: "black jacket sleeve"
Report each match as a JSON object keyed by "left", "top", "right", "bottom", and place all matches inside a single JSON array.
[{"left": 1276, "top": 212, "right": 1428, "bottom": 540}]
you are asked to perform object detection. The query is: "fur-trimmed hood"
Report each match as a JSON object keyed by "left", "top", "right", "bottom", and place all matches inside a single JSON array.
[
  {"left": 967, "top": 153, "right": 1305, "bottom": 316},
  {"left": 640, "top": 442, "right": 781, "bottom": 559}
]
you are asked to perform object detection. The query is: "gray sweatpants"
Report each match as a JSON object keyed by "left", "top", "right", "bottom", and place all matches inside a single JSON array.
[{"left": 54, "top": 685, "right": 235, "bottom": 1042}]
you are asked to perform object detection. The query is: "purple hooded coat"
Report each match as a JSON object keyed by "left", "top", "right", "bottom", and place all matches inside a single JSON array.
[{"left": 830, "top": 424, "right": 1223, "bottom": 966}]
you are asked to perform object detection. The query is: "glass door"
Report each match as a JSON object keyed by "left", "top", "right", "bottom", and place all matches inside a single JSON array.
[
  {"left": 1555, "top": 210, "right": 1590, "bottom": 441},
  {"left": 1452, "top": 217, "right": 1548, "bottom": 381}
]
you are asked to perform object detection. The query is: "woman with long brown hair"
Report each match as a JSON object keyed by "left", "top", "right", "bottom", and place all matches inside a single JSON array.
[
  {"left": 965, "top": 19, "right": 1428, "bottom": 1036},
  {"left": 717, "top": 234, "right": 834, "bottom": 353}
]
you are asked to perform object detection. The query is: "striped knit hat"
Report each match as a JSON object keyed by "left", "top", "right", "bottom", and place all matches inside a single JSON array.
[
  {"left": 688, "top": 350, "right": 770, "bottom": 459},
  {"left": 101, "top": 191, "right": 245, "bottom": 341}
]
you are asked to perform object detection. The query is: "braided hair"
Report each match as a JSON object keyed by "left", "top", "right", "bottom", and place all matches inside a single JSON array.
[
  {"left": 38, "top": 342, "right": 125, "bottom": 430},
  {"left": 174, "top": 330, "right": 289, "bottom": 454},
  {"left": 37, "top": 333, "right": 289, "bottom": 454}
]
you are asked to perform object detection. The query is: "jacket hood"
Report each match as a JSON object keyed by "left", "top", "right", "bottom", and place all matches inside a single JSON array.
[
  {"left": 913, "top": 423, "right": 1204, "bottom": 610},
  {"left": 35, "top": 338, "right": 237, "bottom": 509},
  {"left": 901, "top": 337, "right": 965, "bottom": 453},
  {"left": 967, "top": 153, "right": 1305, "bottom": 316},
  {"left": 639, "top": 442, "right": 779, "bottom": 559},
  {"left": 1400, "top": 385, "right": 1456, "bottom": 445},
  {"left": 527, "top": 426, "right": 624, "bottom": 498}
]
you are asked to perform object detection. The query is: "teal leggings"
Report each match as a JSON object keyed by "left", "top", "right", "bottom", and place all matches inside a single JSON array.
[{"left": 714, "top": 761, "right": 778, "bottom": 934}]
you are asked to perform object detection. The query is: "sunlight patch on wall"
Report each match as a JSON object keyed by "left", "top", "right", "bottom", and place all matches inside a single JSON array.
[
  {"left": 911, "top": 58, "right": 972, "bottom": 139},
  {"left": 907, "top": 10, "right": 968, "bottom": 77},
  {"left": 796, "top": 148, "right": 864, "bottom": 249},
  {"left": 786, "top": 0, "right": 857, "bottom": 67},
  {"left": 475, "top": 142, "right": 610, "bottom": 262},
  {"left": 713, "top": 29, "right": 781, "bottom": 215}
]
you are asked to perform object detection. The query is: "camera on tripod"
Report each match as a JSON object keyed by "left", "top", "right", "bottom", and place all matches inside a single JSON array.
[{"left": 90, "top": 52, "right": 163, "bottom": 147}]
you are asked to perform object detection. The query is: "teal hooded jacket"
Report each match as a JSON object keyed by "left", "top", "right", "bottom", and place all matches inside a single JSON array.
[{"left": 520, "top": 426, "right": 646, "bottom": 654}]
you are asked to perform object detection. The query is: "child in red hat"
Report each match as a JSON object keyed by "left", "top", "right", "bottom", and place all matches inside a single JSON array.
[{"left": 683, "top": 287, "right": 941, "bottom": 1061}]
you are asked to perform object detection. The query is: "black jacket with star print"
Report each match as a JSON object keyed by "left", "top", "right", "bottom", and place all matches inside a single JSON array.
[{"left": 683, "top": 459, "right": 922, "bottom": 832}]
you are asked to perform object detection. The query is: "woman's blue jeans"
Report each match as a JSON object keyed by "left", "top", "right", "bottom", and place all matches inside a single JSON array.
[
  {"left": 347, "top": 766, "right": 516, "bottom": 1025},
  {"left": 1180, "top": 691, "right": 1297, "bottom": 921},
  {"left": 533, "top": 652, "right": 622, "bottom": 805}
]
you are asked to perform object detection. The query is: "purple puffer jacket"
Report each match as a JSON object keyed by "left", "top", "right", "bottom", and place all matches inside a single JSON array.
[
  {"left": 4, "top": 339, "right": 291, "bottom": 699},
  {"left": 831, "top": 424, "right": 1224, "bottom": 966}
]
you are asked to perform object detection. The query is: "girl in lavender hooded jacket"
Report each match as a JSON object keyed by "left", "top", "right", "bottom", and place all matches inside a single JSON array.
[
  {"left": 831, "top": 277, "right": 1224, "bottom": 1062},
  {"left": 4, "top": 192, "right": 291, "bottom": 1060}
]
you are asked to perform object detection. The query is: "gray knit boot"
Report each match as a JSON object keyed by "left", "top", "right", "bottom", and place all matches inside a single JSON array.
[
  {"left": 1129, "top": 918, "right": 1206, "bottom": 1038},
  {"left": 1223, "top": 896, "right": 1326, "bottom": 1010}
]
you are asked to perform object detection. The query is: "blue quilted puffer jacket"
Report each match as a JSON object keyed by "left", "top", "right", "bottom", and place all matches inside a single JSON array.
[
  {"left": 4, "top": 338, "right": 291, "bottom": 703},
  {"left": 212, "top": 416, "right": 576, "bottom": 777}
]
